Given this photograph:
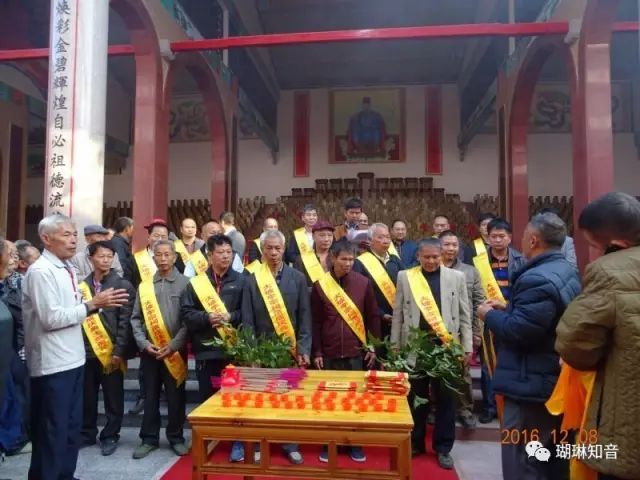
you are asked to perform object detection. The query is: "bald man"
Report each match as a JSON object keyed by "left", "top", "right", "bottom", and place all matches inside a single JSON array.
[{"left": 247, "top": 217, "right": 279, "bottom": 263}]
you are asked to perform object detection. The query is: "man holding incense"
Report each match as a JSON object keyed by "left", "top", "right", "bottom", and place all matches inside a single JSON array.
[
  {"left": 241, "top": 230, "right": 311, "bottom": 465},
  {"left": 311, "top": 238, "right": 381, "bottom": 463},
  {"left": 130, "top": 240, "right": 189, "bottom": 460},
  {"left": 180, "top": 234, "right": 246, "bottom": 462}
]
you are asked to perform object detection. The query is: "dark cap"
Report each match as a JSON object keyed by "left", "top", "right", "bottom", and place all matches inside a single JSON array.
[
  {"left": 312, "top": 220, "right": 335, "bottom": 233},
  {"left": 143, "top": 218, "right": 168, "bottom": 231},
  {"left": 84, "top": 224, "right": 109, "bottom": 236}
]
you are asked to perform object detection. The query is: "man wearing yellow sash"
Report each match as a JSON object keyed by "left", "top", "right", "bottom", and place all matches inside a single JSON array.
[
  {"left": 242, "top": 230, "right": 311, "bottom": 465},
  {"left": 391, "top": 238, "right": 472, "bottom": 470},
  {"left": 390, "top": 219, "right": 418, "bottom": 268},
  {"left": 292, "top": 219, "right": 333, "bottom": 287},
  {"left": 431, "top": 214, "right": 469, "bottom": 263},
  {"left": 79, "top": 241, "right": 136, "bottom": 457},
  {"left": 247, "top": 217, "right": 279, "bottom": 263},
  {"left": 285, "top": 204, "right": 318, "bottom": 265},
  {"left": 555, "top": 193, "right": 640, "bottom": 480},
  {"left": 311, "top": 239, "right": 381, "bottom": 463},
  {"left": 130, "top": 240, "right": 190, "bottom": 460},
  {"left": 184, "top": 220, "right": 244, "bottom": 277},
  {"left": 477, "top": 213, "right": 580, "bottom": 480},
  {"left": 354, "top": 222, "right": 403, "bottom": 339},
  {"left": 174, "top": 217, "right": 204, "bottom": 274},
  {"left": 132, "top": 219, "right": 169, "bottom": 288},
  {"left": 181, "top": 234, "right": 247, "bottom": 463},
  {"left": 465, "top": 212, "right": 496, "bottom": 259}
]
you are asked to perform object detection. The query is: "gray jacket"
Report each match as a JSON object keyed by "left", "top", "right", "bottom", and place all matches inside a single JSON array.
[
  {"left": 70, "top": 248, "right": 124, "bottom": 279},
  {"left": 226, "top": 228, "right": 247, "bottom": 257},
  {"left": 450, "top": 259, "right": 486, "bottom": 340},
  {"left": 130, "top": 268, "right": 189, "bottom": 352}
]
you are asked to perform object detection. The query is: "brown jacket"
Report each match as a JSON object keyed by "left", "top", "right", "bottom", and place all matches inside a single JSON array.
[{"left": 555, "top": 246, "right": 640, "bottom": 479}]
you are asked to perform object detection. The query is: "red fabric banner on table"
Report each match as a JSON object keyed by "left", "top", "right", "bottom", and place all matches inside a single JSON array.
[
  {"left": 293, "top": 91, "right": 310, "bottom": 177},
  {"left": 425, "top": 86, "right": 442, "bottom": 175}
]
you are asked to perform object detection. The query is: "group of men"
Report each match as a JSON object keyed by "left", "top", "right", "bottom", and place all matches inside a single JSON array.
[{"left": 9, "top": 192, "right": 640, "bottom": 480}]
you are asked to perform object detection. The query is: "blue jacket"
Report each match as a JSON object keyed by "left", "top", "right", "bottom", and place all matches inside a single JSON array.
[
  {"left": 392, "top": 239, "right": 418, "bottom": 268},
  {"left": 485, "top": 251, "right": 580, "bottom": 402}
]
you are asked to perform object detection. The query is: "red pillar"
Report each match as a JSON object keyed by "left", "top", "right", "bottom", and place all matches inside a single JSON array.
[
  {"left": 572, "top": 0, "right": 619, "bottom": 268},
  {"left": 111, "top": 0, "right": 167, "bottom": 251}
]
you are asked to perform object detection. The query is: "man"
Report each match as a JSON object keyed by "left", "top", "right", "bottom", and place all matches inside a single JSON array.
[
  {"left": 555, "top": 192, "right": 640, "bottom": 480},
  {"left": 220, "top": 211, "right": 246, "bottom": 258},
  {"left": 285, "top": 204, "right": 318, "bottom": 266},
  {"left": 390, "top": 219, "right": 418, "bottom": 268},
  {"left": 111, "top": 217, "right": 135, "bottom": 284},
  {"left": 242, "top": 230, "right": 311, "bottom": 465},
  {"left": 538, "top": 207, "right": 577, "bottom": 269},
  {"left": 478, "top": 213, "right": 579, "bottom": 480},
  {"left": 181, "top": 234, "right": 246, "bottom": 462},
  {"left": 391, "top": 238, "right": 472, "bottom": 470},
  {"left": 440, "top": 230, "right": 485, "bottom": 429},
  {"left": 80, "top": 241, "right": 135, "bottom": 457},
  {"left": 184, "top": 220, "right": 244, "bottom": 277},
  {"left": 130, "top": 240, "right": 189, "bottom": 459},
  {"left": 358, "top": 212, "right": 369, "bottom": 230},
  {"left": 464, "top": 212, "right": 496, "bottom": 262},
  {"left": 22, "top": 214, "right": 128, "bottom": 480},
  {"left": 334, "top": 197, "right": 364, "bottom": 240},
  {"left": 69, "top": 225, "right": 124, "bottom": 279},
  {"left": 293, "top": 220, "right": 334, "bottom": 287},
  {"left": 247, "top": 217, "right": 279, "bottom": 263},
  {"left": 311, "top": 239, "right": 380, "bottom": 463},
  {"left": 432, "top": 214, "right": 467, "bottom": 263},
  {"left": 473, "top": 217, "right": 526, "bottom": 424},
  {"left": 15, "top": 240, "right": 40, "bottom": 275},
  {"left": 132, "top": 219, "right": 169, "bottom": 287},
  {"left": 174, "top": 218, "right": 205, "bottom": 274},
  {"left": 0, "top": 237, "right": 15, "bottom": 432},
  {"left": 354, "top": 223, "right": 403, "bottom": 340}
]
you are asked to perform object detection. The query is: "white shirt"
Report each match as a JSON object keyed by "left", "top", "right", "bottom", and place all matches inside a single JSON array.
[{"left": 22, "top": 249, "right": 88, "bottom": 377}]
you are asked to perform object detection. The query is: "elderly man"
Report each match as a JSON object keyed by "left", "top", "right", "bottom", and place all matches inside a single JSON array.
[
  {"left": 311, "top": 238, "right": 380, "bottom": 463},
  {"left": 391, "top": 238, "right": 472, "bottom": 470},
  {"left": 184, "top": 220, "right": 244, "bottom": 277},
  {"left": 334, "top": 197, "right": 364, "bottom": 240},
  {"left": 69, "top": 224, "right": 124, "bottom": 279},
  {"left": 174, "top": 218, "right": 205, "bottom": 274},
  {"left": 293, "top": 220, "right": 334, "bottom": 287},
  {"left": 390, "top": 219, "right": 417, "bottom": 268},
  {"left": 220, "top": 212, "right": 246, "bottom": 257},
  {"left": 478, "top": 213, "right": 580, "bottom": 480},
  {"left": 285, "top": 204, "right": 318, "bottom": 265},
  {"left": 440, "top": 230, "right": 485, "bottom": 429},
  {"left": 242, "top": 230, "right": 311, "bottom": 465},
  {"left": 15, "top": 240, "right": 40, "bottom": 275},
  {"left": 130, "top": 240, "right": 189, "bottom": 459},
  {"left": 354, "top": 223, "right": 403, "bottom": 340},
  {"left": 22, "top": 214, "right": 128, "bottom": 480},
  {"left": 555, "top": 192, "right": 640, "bottom": 480},
  {"left": 247, "top": 217, "right": 279, "bottom": 264},
  {"left": 111, "top": 217, "right": 135, "bottom": 284}
]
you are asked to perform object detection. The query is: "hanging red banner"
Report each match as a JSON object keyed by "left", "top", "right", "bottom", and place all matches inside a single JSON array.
[{"left": 293, "top": 91, "right": 310, "bottom": 177}]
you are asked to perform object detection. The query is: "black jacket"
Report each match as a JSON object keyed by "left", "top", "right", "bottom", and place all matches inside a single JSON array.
[
  {"left": 353, "top": 252, "right": 402, "bottom": 315},
  {"left": 247, "top": 240, "right": 261, "bottom": 263},
  {"left": 180, "top": 267, "right": 245, "bottom": 360},
  {"left": 485, "top": 251, "right": 580, "bottom": 402},
  {"left": 111, "top": 234, "right": 135, "bottom": 284},
  {"left": 82, "top": 271, "right": 136, "bottom": 359}
]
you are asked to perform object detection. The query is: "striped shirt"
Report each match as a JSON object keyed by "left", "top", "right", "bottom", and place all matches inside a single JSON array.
[{"left": 490, "top": 252, "right": 511, "bottom": 301}]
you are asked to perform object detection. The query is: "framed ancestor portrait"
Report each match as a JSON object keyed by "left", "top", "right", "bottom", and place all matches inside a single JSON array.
[{"left": 329, "top": 88, "right": 405, "bottom": 163}]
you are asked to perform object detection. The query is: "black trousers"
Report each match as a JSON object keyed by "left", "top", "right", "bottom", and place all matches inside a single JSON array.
[
  {"left": 195, "top": 358, "right": 227, "bottom": 403},
  {"left": 324, "top": 356, "right": 364, "bottom": 371},
  {"left": 29, "top": 366, "right": 83, "bottom": 480},
  {"left": 409, "top": 376, "right": 456, "bottom": 454},
  {"left": 139, "top": 352, "right": 186, "bottom": 446},
  {"left": 81, "top": 358, "right": 124, "bottom": 443}
]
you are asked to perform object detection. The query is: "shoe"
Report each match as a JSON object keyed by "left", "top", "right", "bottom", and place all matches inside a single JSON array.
[
  {"left": 129, "top": 398, "right": 145, "bottom": 415},
  {"left": 229, "top": 441, "right": 245, "bottom": 462},
  {"left": 459, "top": 415, "right": 477, "bottom": 430},
  {"left": 318, "top": 446, "right": 328, "bottom": 463},
  {"left": 350, "top": 446, "right": 366, "bottom": 462},
  {"left": 286, "top": 450, "right": 303, "bottom": 465},
  {"left": 478, "top": 411, "right": 496, "bottom": 424},
  {"left": 100, "top": 439, "right": 118, "bottom": 456},
  {"left": 411, "top": 446, "right": 425, "bottom": 458},
  {"left": 253, "top": 449, "right": 261, "bottom": 464},
  {"left": 132, "top": 443, "right": 158, "bottom": 459},
  {"left": 171, "top": 442, "right": 189, "bottom": 456},
  {"left": 437, "top": 453, "right": 454, "bottom": 470}
]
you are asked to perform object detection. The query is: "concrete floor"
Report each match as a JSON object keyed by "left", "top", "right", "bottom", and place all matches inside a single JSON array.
[{"left": 1, "top": 429, "right": 502, "bottom": 480}]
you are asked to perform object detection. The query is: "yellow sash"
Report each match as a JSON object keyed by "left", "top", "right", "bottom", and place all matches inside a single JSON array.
[
  {"left": 79, "top": 282, "right": 121, "bottom": 372},
  {"left": 254, "top": 238, "right": 262, "bottom": 255},
  {"left": 405, "top": 267, "right": 453, "bottom": 344},
  {"left": 134, "top": 250, "right": 157, "bottom": 283},
  {"left": 388, "top": 242, "right": 399, "bottom": 259},
  {"left": 294, "top": 228, "right": 324, "bottom": 283},
  {"left": 245, "top": 260, "right": 261, "bottom": 274},
  {"left": 317, "top": 272, "right": 366, "bottom": 344},
  {"left": 357, "top": 252, "right": 396, "bottom": 308},
  {"left": 174, "top": 240, "right": 190, "bottom": 265},
  {"left": 474, "top": 237, "right": 487, "bottom": 256},
  {"left": 254, "top": 262, "right": 297, "bottom": 352},
  {"left": 191, "top": 249, "right": 209, "bottom": 276},
  {"left": 190, "top": 273, "right": 234, "bottom": 341},
  {"left": 138, "top": 282, "right": 187, "bottom": 386},
  {"left": 546, "top": 365, "right": 597, "bottom": 480}
]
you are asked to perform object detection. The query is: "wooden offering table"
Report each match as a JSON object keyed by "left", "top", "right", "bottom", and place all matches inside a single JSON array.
[{"left": 188, "top": 370, "right": 413, "bottom": 480}]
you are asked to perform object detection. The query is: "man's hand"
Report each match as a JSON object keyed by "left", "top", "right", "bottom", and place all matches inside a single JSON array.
[
  {"left": 382, "top": 314, "right": 393, "bottom": 324},
  {"left": 209, "top": 312, "right": 230, "bottom": 327},
  {"left": 111, "top": 355, "right": 123, "bottom": 369},
  {"left": 487, "top": 299, "right": 507, "bottom": 310},
  {"left": 87, "top": 288, "right": 129, "bottom": 311},
  {"left": 313, "top": 357, "right": 324, "bottom": 369},
  {"left": 156, "top": 345, "right": 173, "bottom": 360},
  {"left": 364, "top": 351, "right": 377, "bottom": 369},
  {"left": 477, "top": 302, "right": 494, "bottom": 321},
  {"left": 297, "top": 354, "right": 310, "bottom": 368},
  {"left": 145, "top": 344, "right": 160, "bottom": 357}
]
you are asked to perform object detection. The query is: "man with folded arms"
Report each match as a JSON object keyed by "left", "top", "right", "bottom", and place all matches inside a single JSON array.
[
  {"left": 174, "top": 218, "right": 205, "bottom": 274},
  {"left": 293, "top": 220, "right": 334, "bottom": 287},
  {"left": 391, "top": 238, "right": 472, "bottom": 470},
  {"left": 130, "top": 240, "right": 189, "bottom": 459},
  {"left": 285, "top": 204, "right": 318, "bottom": 265},
  {"left": 311, "top": 239, "right": 381, "bottom": 463},
  {"left": 23, "top": 214, "right": 129, "bottom": 480},
  {"left": 80, "top": 240, "right": 135, "bottom": 456},
  {"left": 181, "top": 234, "right": 246, "bottom": 462},
  {"left": 241, "top": 230, "right": 311, "bottom": 465}
]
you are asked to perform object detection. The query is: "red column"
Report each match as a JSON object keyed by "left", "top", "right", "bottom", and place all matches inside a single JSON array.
[{"left": 293, "top": 91, "right": 310, "bottom": 177}]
